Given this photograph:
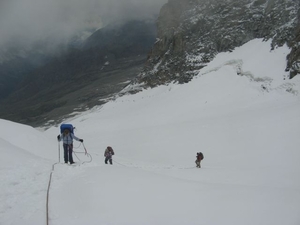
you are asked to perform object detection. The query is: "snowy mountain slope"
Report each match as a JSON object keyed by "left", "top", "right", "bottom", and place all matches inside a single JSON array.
[
  {"left": 0, "top": 119, "right": 57, "bottom": 160},
  {"left": 1, "top": 39, "right": 300, "bottom": 225},
  {"left": 0, "top": 135, "right": 52, "bottom": 225},
  {"left": 0, "top": 119, "right": 57, "bottom": 225}
]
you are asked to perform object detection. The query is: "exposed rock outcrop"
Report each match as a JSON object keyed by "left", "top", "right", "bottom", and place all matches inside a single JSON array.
[
  {"left": 135, "top": 0, "right": 300, "bottom": 87},
  {"left": 287, "top": 9, "right": 300, "bottom": 79}
]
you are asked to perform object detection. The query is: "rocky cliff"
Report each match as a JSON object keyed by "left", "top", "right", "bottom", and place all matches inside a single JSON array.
[{"left": 135, "top": 0, "right": 300, "bottom": 87}]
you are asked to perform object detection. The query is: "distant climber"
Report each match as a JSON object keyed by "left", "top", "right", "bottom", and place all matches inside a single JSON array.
[
  {"left": 195, "top": 152, "right": 204, "bottom": 168},
  {"left": 57, "top": 124, "right": 83, "bottom": 164},
  {"left": 104, "top": 146, "right": 115, "bottom": 165}
]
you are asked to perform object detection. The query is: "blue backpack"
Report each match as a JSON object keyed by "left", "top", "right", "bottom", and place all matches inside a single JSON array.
[{"left": 60, "top": 124, "right": 74, "bottom": 134}]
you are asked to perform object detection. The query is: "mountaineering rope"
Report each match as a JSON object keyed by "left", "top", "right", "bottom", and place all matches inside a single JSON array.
[
  {"left": 112, "top": 159, "right": 130, "bottom": 167},
  {"left": 46, "top": 162, "right": 58, "bottom": 225},
  {"left": 46, "top": 142, "right": 195, "bottom": 223},
  {"left": 73, "top": 143, "right": 92, "bottom": 164},
  {"left": 112, "top": 157, "right": 196, "bottom": 170},
  {"left": 46, "top": 141, "right": 92, "bottom": 225},
  {"left": 46, "top": 141, "right": 62, "bottom": 225}
]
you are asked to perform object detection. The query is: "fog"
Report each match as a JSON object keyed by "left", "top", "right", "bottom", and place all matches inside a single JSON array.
[{"left": 0, "top": 0, "right": 167, "bottom": 50}]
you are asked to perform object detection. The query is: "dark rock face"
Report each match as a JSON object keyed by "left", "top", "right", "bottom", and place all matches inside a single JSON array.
[
  {"left": 287, "top": 10, "right": 300, "bottom": 79},
  {"left": 135, "top": 0, "right": 300, "bottom": 87},
  {"left": 84, "top": 20, "right": 157, "bottom": 56},
  {"left": 0, "top": 20, "right": 156, "bottom": 126}
]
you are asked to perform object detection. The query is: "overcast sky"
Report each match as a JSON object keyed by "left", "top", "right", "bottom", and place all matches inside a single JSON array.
[{"left": 0, "top": 0, "right": 167, "bottom": 49}]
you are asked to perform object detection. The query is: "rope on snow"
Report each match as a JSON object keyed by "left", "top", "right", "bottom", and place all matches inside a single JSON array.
[
  {"left": 46, "top": 142, "right": 92, "bottom": 224},
  {"left": 112, "top": 157, "right": 197, "bottom": 170},
  {"left": 73, "top": 142, "right": 92, "bottom": 164},
  {"left": 46, "top": 162, "right": 59, "bottom": 225}
]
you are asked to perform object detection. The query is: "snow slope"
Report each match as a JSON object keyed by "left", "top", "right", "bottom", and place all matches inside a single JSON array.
[{"left": 1, "top": 39, "right": 300, "bottom": 225}]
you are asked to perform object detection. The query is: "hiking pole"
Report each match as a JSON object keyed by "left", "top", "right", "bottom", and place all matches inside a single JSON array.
[{"left": 58, "top": 142, "right": 60, "bottom": 163}]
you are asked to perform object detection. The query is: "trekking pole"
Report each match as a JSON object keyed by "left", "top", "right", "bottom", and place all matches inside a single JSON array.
[{"left": 58, "top": 141, "right": 60, "bottom": 163}]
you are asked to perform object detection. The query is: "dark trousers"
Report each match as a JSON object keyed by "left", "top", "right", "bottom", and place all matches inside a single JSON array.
[
  {"left": 105, "top": 156, "right": 112, "bottom": 164},
  {"left": 63, "top": 144, "right": 74, "bottom": 163},
  {"left": 195, "top": 160, "right": 201, "bottom": 168}
]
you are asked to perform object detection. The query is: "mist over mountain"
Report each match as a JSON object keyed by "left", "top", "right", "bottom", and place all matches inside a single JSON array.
[
  {"left": 0, "top": 0, "right": 165, "bottom": 93},
  {"left": 0, "top": 0, "right": 166, "bottom": 126},
  {"left": 0, "top": 0, "right": 166, "bottom": 51},
  {"left": 0, "top": 19, "right": 157, "bottom": 126},
  {"left": 0, "top": 0, "right": 299, "bottom": 127}
]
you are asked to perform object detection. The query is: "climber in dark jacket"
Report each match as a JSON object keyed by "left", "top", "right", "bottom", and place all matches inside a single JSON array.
[
  {"left": 57, "top": 129, "right": 83, "bottom": 164},
  {"left": 104, "top": 146, "right": 114, "bottom": 165},
  {"left": 195, "top": 152, "right": 204, "bottom": 168}
]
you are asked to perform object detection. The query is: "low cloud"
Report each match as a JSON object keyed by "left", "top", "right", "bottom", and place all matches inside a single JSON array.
[{"left": 0, "top": 0, "right": 167, "bottom": 50}]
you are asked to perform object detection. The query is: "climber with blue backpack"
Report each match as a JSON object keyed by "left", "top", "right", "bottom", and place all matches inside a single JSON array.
[{"left": 57, "top": 124, "right": 83, "bottom": 164}]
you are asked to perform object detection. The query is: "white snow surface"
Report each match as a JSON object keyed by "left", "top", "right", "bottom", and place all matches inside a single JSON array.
[{"left": 1, "top": 39, "right": 300, "bottom": 225}]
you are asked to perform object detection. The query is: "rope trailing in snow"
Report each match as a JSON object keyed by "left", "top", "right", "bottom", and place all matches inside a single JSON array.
[
  {"left": 46, "top": 162, "right": 58, "bottom": 225},
  {"left": 73, "top": 143, "right": 92, "bottom": 164},
  {"left": 46, "top": 142, "right": 92, "bottom": 225},
  {"left": 112, "top": 159, "right": 131, "bottom": 167},
  {"left": 112, "top": 157, "right": 196, "bottom": 170},
  {"left": 46, "top": 142, "right": 61, "bottom": 224},
  {"left": 46, "top": 148, "right": 196, "bottom": 224}
]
